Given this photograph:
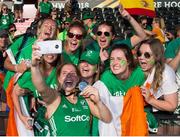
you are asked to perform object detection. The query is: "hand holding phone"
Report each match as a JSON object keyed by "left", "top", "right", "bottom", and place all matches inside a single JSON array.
[{"left": 37, "top": 40, "right": 62, "bottom": 54}]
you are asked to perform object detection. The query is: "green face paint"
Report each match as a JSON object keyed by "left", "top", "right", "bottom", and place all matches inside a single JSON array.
[
  {"left": 119, "top": 60, "right": 127, "bottom": 66},
  {"left": 148, "top": 59, "right": 155, "bottom": 65}
]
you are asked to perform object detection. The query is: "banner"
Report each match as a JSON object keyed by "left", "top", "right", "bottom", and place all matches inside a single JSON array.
[{"left": 119, "top": 0, "right": 155, "bottom": 17}]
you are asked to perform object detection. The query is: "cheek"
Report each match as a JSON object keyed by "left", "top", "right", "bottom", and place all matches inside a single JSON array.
[
  {"left": 147, "top": 58, "right": 155, "bottom": 66},
  {"left": 119, "top": 60, "right": 127, "bottom": 67}
]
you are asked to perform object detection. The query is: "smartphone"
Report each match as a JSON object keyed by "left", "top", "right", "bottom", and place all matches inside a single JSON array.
[{"left": 37, "top": 40, "right": 62, "bottom": 54}]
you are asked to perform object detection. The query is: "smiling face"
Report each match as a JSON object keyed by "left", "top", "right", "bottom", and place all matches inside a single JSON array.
[
  {"left": 96, "top": 24, "right": 114, "bottom": 49},
  {"left": 110, "top": 49, "right": 129, "bottom": 76},
  {"left": 137, "top": 43, "right": 155, "bottom": 73},
  {"left": 58, "top": 64, "right": 79, "bottom": 92},
  {"left": 38, "top": 19, "right": 57, "bottom": 40},
  {"left": 66, "top": 26, "right": 83, "bottom": 53},
  {"left": 79, "top": 61, "right": 97, "bottom": 79},
  {"left": 43, "top": 54, "right": 58, "bottom": 64}
]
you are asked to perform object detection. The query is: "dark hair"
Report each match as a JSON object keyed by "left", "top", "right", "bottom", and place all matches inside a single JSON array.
[
  {"left": 67, "top": 21, "right": 87, "bottom": 38},
  {"left": 138, "top": 15, "right": 147, "bottom": 23},
  {"left": 110, "top": 43, "right": 136, "bottom": 71},
  {"left": 97, "top": 21, "right": 115, "bottom": 36},
  {"left": 56, "top": 63, "right": 80, "bottom": 78}
]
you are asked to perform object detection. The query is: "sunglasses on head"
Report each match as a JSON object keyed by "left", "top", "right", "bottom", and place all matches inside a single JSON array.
[
  {"left": 67, "top": 32, "right": 83, "bottom": 40},
  {"left": 137, "top": 51, "right": 152, "bottom": 59},
  {"left": 96, "top": 31, "right": 110, "bottom": 37}
]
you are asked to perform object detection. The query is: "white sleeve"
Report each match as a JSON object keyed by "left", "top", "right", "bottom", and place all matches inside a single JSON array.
[{"left": 161, "top": 65, "right": 178, "bottom": 95}]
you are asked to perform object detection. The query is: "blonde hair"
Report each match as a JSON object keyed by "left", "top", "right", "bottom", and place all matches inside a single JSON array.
[{"left": 139, "top": 38, "right": 165, "bottom": 92}]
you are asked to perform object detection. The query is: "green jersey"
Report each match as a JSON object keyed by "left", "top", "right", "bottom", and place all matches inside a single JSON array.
[
  {"left": 0, "top": 14, "right": 14, "bottom": 30},
  {"left": 3, "top": 36, "right": 36, "bottom": 90},
  {"left": 18, "top": 67, "right": 58, "bottom": 98},
  {"left": 100, "top": 66, "right": 145, "bottom": 96},
  {"left": 39, "top": 2, "right": 53, "bottom": 14},
  {"left": 62, "top": 49, "right": 81, "bottom": 65},
  {"left": 49, "top": 95, "right": 91, "bottom": 136},
  {"left": 165, "top": 38, "right": 180, "bottom": 77}
]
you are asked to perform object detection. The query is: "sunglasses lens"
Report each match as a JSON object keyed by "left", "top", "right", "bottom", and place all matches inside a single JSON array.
[
  {"left": 104, "top": 32, "right": 110, "bottom": 37},
  {"left": 10, "top": 30, "right": 16, "bottom": 33},
  {"left": 68, "top": 32, "right": 82, "bottom": 40},
  {"left": 76, "top": 34, "right": 83, "bottom": 40},
  {"left": 137, "top": 51, "right": 151, "bottom": 59},
  {"left": 67, "top": 32, "right": 74, "bottom": 38},
  {"left": 97, "top": 31, "right": 102, "bottom": 36},
  {"left": 144, "top": 52, "right": 151, "bottom": 59}
]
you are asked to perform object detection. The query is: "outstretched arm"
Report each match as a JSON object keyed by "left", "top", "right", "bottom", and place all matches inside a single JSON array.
[
  {"left": 120, "top": 8, "right": 146, "bottom": 47},
  {"left": 31, "top": 44, "right": 59, "bottom": 105}
]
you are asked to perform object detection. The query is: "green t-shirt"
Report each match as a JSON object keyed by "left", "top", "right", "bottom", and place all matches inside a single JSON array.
[
  {"left": 39, "top": 1, "right": 53, "bottom": 14},
  {"left": 49, "top": 95, "right": 91, "bottom": 136},
  {"left": 62, "top": 49, "right": 81, "bottom": 65},
  {"left": 165, "top": 38, "right": 180, "bottom": 76},
  {"left": 0, "top": 14, "right": 14, "bottom": 30},
  {"left": 100, "top": 66, "right": 145, "bottom": 96},
  {"left": 18, "top": 67, "right": 58, "bottom": 98},
  {"left": 3, "top": 36, "right": 36, "bottom": 90}
]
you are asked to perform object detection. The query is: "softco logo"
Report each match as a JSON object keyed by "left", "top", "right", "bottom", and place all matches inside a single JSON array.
[{"left": 65, "top": 115, "right": 90, "bottom": 122}]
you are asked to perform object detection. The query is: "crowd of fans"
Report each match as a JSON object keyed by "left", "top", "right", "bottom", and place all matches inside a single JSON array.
[{"left": 0, "top": 0, "right": 180, "bottom": 136}]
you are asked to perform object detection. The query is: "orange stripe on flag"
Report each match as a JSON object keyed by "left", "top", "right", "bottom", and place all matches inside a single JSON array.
[
  {"left": 119, "top": 0, "right": 155, "bottom": 17},
  {"left": 121, "top": 86, "right": 148, "bottom": 136},
  {"left": 6, "top": 77, "right": 18, "bottom": 136}
]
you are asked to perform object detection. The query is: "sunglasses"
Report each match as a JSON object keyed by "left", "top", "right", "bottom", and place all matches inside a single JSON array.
[
  {"left": 9, "top": 29, "right": 16, "bottom": 33},
  {"left": 67, "top": 32, "right": 83, "bottom": 40},
  {"left": 3, "top": 8, "right": 8, "bottom": 11},
  {"left": 96, "top": 31, "right": 110, "bottom": 37},
  {"left": 137, "top": 51, "right": 152, "bottom": 59},
  {"left": 65, "top": 22, "right": 70, "bottom": 25}
]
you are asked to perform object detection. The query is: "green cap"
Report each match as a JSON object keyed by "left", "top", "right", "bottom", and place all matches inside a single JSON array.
[
  {"left": 80, "top": 50, "right": 100, "bottom": 65},
  {"left": 82, "top": 13, "right": 94, "bottom": 20},
  {"left": 65, "top": 17, "right": 72, "bottom": 23}
]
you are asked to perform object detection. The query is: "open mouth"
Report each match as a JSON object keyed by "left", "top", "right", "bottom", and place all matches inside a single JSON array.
[{"left": 64, "top": 80, "right": 74, "bottom": 87}]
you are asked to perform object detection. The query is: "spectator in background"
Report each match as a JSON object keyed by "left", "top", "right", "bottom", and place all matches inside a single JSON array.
[
  {"left": 51, "top": 7, "right": 61, "bottom": 30},
  {"left": 138, "top": 15, "right": 152, "bottom": 31},
  {"left": 82, "top": 12, "right": 96, "bottom": 40},
  {"left": 165, "top": 36, "right": 180, "bottom": 135},
  {"left": 152, "top": 17, "right": 166, "bottom": 44},
  {"left": 0, "top": 29, "right": 10, "bottom": 73},
  {"left": 57, "top": 17, "right": 72, "bottom": 42},
  {"left": 36, "top": 0, "right": 53, "bottom": 19},
  {"left": 8, "top": 23, "right": 17, "bottom": 43},
  {"left": 138, "top": 15, "right": 154, "bottom": 39},
  {"left": 13, "top": 0, "right": 24, "bottom": 23},
  {"left": 0, "top": 3, "right": 14, "bottom": 30}
]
